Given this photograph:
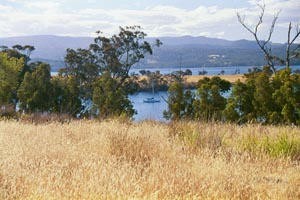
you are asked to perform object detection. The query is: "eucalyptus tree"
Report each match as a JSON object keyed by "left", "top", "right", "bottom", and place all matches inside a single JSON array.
[
  {"left": 92, "top": 26, "right": 162, "bottom": 118},
  {"left": 61, "top": 26, "right": 162, "bottom": 118},
  {"left": 0, "top": 52, "right": 25, "bottom": 108},
  {"left": 18, "top": 63, "right": 53, "bottom": 113}
]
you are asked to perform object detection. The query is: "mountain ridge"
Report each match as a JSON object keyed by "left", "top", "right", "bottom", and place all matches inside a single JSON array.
[{"left": 1, "top": 35, "right": 298, "bottom": 71}]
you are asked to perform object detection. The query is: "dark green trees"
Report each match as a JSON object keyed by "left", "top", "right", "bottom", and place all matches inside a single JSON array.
[
  {"left": 91, "top": 26, "right": 160, "bottom": 118},
  {"left": 93, "top": 72, "right": 135, "bottom": 118},
  {"left": 0, "top": 26, "right": 160, "bottom": 119},
  {"left": 18, "top": 63, "right": 52, "bottom": 113},
  {"left": 90, "top": 26, "right": 156, "bottom": 80},
  {"left": 61, "top": 26, "right": 161, "bottom": 118},
  {"left": 0, "top": 45, "right": 38, "bottom": 111},
  {"left": 164, "top": 70, "right": 299, "bottom": 125},
  {"left": 224, "top": 67, "right": 300, "bottom": 125},
  {"left": 272, "top": 69, "right": 300, "bottom": 124},
  {"left": 223, "top": 80, "right": 254, "bottom": 123},
  {"left": 51, "top": 76, "right": 82, "bottom": 116},
  {"left": 11, "top": 60, "right": 82, "bottom": 116},
  {"left": 164, "top": 76, "right": 231, "bottom": 121},
  {"left": 163, "top": 77, "right": 194, "bottom": 120},
  {"left": 0, "top": 52, "right": 24, "bottom": 107},
  {"left": 60, "top": 48, "right": 98, "bottom": 100},
  {"left": 194, "top": 77, "right": 231, "bottom": 121},
  {"left": 91, "top": 26, "right": 154, "bottom": 118}
]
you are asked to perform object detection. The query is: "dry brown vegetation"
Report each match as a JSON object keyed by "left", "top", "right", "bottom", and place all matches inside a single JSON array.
[
  {"left": 0, "top": 120, "right": 299, "bottom": 199},
  {"left": 185, "top": 75, "right": 245, "bottom": 84},
  {"left": 138, "top": 74, "right": 245, "bottom": 85}
]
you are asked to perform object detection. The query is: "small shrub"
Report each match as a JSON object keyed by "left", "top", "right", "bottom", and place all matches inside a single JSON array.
[
  {"left": 264, "top": 134, "right": 300, "bottom": 160},
  {"left": 240, "top": 132, "right": 300, "bottom": 160}
]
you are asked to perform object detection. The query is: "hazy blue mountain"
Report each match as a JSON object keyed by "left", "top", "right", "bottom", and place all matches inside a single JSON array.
[
  {"left": 147, "top": 35, "right": 233, "bottom": 46},
  {"left": 0, "top": 35, "right": 93, "bottom": 60},
  {"left": 1, "top": 35, "right": 298, "bottom": 71}
]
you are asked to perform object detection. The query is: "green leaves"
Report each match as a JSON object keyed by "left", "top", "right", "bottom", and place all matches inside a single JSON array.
[
  {"left": 224, "top": 67, "right": 300, "bottom": 125},
  {"left": 165, "top": 69, "right": 299, "bottom": 125},
  {"left": 60, "top": 26, "right": 161, "bottom": 119},
  {"left": 18, "top": 63, "right": 52, "bottom": 112},
  {"left": 165, "top": 76, "right": 231, "bottom": 121},
  {"left": 93, "top": 72, "right": 135, "bottom": 118},
  {"left": 90, "top": 26, "right": 160, "bottom": 82},
  {"left": 193, "top": 77, "right": 231, "bottom": 121},
  {"left": 51, "top": 76, "right": 82, "bottom": 116},
  {"left": 0, "top": 52, "right": 24, "bottom": 105}
]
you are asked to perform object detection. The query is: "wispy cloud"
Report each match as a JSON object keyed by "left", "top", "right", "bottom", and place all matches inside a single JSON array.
[{"left": 0, "top": 0, "right": 299, "bottom": 42}]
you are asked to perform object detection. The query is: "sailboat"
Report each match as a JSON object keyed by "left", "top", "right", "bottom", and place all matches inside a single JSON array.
[{"left": 143, "top": 80, "right": 160, "bottom": 103}]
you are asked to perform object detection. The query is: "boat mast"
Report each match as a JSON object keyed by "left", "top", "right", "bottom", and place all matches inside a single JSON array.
[{"left": 151, "top": 80, "right": 154, "bottom": 96}]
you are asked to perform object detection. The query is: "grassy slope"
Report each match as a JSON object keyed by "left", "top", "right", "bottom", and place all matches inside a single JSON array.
[{"left": 0, "top": 120, "right": 299, "bottom": 199}]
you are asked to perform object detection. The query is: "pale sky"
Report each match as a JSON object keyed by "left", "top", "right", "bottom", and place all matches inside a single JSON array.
[{"left": 0, "top": 0, "right": 299, "bottom": 42}]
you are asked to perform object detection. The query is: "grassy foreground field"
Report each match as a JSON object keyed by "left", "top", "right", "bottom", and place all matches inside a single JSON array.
[{"left": 0, "top": 120, "right": 299, "bottom": 199}]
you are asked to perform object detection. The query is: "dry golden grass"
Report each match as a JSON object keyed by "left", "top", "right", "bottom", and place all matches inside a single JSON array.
[
  {"left": 185, "top": 75, "right": 245, "bottom": 84},
  {"left": 0, "top": 120, "right": 299, "bottom": 199},
  {"left": 138, "top": 74, "right": 245, "bottom": 84}
]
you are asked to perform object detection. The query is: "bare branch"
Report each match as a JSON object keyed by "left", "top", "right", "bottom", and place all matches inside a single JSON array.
[
  {"left": 289, "top": 24, "right": 300, "bottom": 46},
  {"left": 237, "top": 13, "right": 255, "bottom": 35},
  {"left": 237, "top": 3, "right": 281, "bottom": 73},
  {"left": 263, "top": 11, "right": 280, "bottom": 46},
  {"left": 286, "top": 23, "right": 300, "bottom": 68},
  {"left": 254, "top": 3, "right": 265, "bottom": 35},
  {"left": 286, "top": 22, "right": 292, "bottom": 68}
]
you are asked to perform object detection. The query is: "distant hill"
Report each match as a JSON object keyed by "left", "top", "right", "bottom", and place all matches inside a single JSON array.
[
  {"left": 1, "top": 35, "right": 299, "bottom": 71},
  {"left": 0, "top": 35, "right": 92, "bottom": 61}
]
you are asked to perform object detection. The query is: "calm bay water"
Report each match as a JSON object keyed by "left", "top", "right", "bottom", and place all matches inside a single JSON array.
[
  {"left": 129, "top": 90, "right": 231, "bottom": 122},
  {"left": 130, "top": 65, "right": 300, "bottom": 75},
  {"left": 130, "top": 91, "right": 168, "bottom": 122}
]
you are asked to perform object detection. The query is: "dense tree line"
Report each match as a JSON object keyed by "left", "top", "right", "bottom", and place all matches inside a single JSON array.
[
  {"left": 164, "top": 75, "right": 231, "bottom": 121},
  {"left": 0, "top": 48, "right": 82, "bottom": 117},
  {"left": 164, "top": 67, "right": 300, "bottom": 125},
  {"left": 0, "top": 26, "right": 161, "bottom": 119}
]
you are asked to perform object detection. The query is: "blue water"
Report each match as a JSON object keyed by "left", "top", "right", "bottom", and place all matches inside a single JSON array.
[
  {"left": 130, "top": 91, "right": 168, "bottom": 122},
  {"left": 130, "top": 90, "right": 232, "bottom": 122}
]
